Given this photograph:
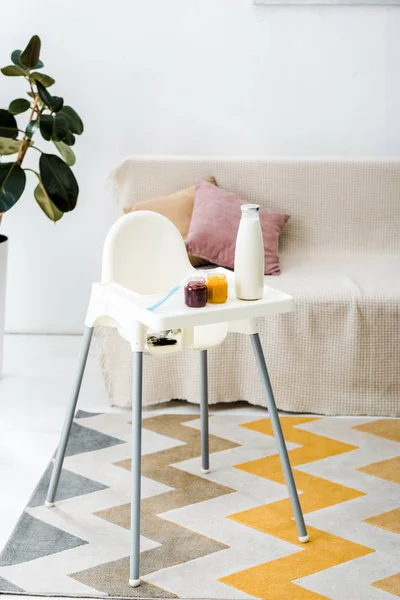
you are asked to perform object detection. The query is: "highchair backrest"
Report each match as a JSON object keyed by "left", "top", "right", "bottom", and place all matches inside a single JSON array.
[
  {"left": 98, "top": 210, "right": 229, "bottom": 353},
  {"left": 101, "top": 211, "right": 195, "bottom": 294}
]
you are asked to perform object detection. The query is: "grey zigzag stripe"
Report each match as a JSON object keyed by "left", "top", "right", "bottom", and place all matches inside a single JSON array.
[{"left": 71, "top": 415, "right": 239, "bottom": 596}]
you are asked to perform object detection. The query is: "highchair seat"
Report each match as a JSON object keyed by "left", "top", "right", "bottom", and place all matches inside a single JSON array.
[{"left": 44, "top": 210, "right": 309, "bottom": 590}]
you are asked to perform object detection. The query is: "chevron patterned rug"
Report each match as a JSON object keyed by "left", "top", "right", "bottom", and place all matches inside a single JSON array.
[{"left": 0, "top": 410, "right": 399, "bottom": 599}]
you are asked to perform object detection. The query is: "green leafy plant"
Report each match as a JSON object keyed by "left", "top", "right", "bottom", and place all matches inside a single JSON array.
[{"left": 0, "top": 35, "right": 84, "bottom": 222}]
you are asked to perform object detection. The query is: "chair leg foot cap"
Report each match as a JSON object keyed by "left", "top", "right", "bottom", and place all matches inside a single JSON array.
[
  {"left": 45, "top": 501, "right": 55, "bottom": 508},
  {"left": 299, "top": 535, "right": 309, "bottom": 543},
  {"left": 201, "top": 468, "right": 210, "bottom": 474},
  {"left": 129, "top": 579, "right": 140, "bottom": 588}
]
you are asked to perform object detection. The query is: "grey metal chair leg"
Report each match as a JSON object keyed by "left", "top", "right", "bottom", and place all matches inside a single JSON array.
[
  {"left": 46, "top": 326, "right": 94, "bottom": 507},
  {"left": 250, "top": 333, "right": 309, "bottom": 543},
  {"left": 199, "top": 350, "right": 210, "bottom": 474},
  {"left": 129, "top": 351, "right": 143, "bottom": 588}
]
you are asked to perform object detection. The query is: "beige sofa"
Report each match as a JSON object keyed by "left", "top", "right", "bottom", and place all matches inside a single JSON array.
[{"left": 97, "top": 157, "right": 400, "bottom": 416}]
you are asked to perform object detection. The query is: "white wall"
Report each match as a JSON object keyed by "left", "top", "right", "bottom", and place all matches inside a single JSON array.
[{"left": 1, "top": 0, "right": 399, "bottom": 333}]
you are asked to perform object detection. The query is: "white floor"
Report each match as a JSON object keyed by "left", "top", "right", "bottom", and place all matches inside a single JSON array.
[{"left": 0, "top": 333, "right": 265, "bottom": 573}]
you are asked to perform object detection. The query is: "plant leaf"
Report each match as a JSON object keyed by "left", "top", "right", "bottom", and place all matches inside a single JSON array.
[
  {"left": 62, "top": 131, "right": 75, "bottom": 146},
  {"left": 0, "top": 110, "right": 18, "bottom": 139},
  {"left": 53, "top": 114, "right": 68, "bottom": 141},
  {"left": 1, "top": 65, "right": 27, "bottom": 76},
  {"left": 39, "top": 114, "right": 69, "bottom": 142},
  {"left": 33, "top": 173, "right": 63, "bottom": 222},
  {"left": 59, "top": 106, "right": 83, "bottom": 135},
  {"left": 53, "top": 140, "right": 76, "bottom": 166},
  {"left": 36, "top": 80, "right": 53, "bottom": 109},
  {"left": 20, "top": 35, "right": 41, "bottom": 69},
  {"left": 0, "top": 162, "right": 26, "bottom": 212},
  {"left": 32, "top": 59, "right": 44, "bottom": 70},
  {"left": 26, "top": 120, "right": 39, "bottom": 139},
  {"left": 8, "top": 98, "right": 31, "bottom": 115},
  {"left": 39, "top": 153, "right": 78, "bottom": 212},
  {"left": 0, "top": 138, "right": 21, "bottom": 156},
  {"left": 30, "top": 72, "right": 55, "bottom": 88},
  {"left": 39, "top": 114, "right": 53, "bottom": 141},
  {"left": 11, "top": 50, "right": 22, "bottom": 66},
  {"left": 36, "top": 81, "right": 63, "bottom": 113},
  {"left": 11, "top": 50, "right": 41, "bottom": 70},
  {"left": 35, "top": 182, "right": 63, "bottom": 222},
  {"left": 11, "top": 50, "right": 25, "bottom": 68},
  {"left": 52, "top": 96, "right": 64, "bottom": 113}
]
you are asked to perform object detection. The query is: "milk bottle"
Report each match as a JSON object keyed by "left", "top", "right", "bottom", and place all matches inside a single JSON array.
[{"left": 234, "top": 204, "right": 264, "bottom": 300}]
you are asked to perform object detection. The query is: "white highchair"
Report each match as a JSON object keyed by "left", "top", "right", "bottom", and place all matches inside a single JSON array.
[{"left": 45, "top": 211, "right": 308, "bottom": 587}]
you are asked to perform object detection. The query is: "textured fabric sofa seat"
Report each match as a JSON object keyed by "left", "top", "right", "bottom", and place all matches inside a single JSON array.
[{"left": 97, "top": 157, "right": 400, "bottom": 416}]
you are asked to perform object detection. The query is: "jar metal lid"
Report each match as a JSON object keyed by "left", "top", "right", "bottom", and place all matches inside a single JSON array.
[
  {"left": 241, "top": 203, "right": 260, "bottom": 213},
  {"left": 185, "top": 276, "right": 206, "bottom": 285},
  {"left": 207, "top": 272, "right": 227, "bottom": 281}
]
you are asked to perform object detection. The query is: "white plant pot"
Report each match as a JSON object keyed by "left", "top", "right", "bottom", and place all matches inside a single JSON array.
[{"left": 0, "top": 235, "right": 8, "bottom": 379}]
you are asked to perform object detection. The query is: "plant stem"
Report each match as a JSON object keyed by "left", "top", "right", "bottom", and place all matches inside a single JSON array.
[
  {"left": 27, "top": 95, "right": 39, "bottom": 128},
  {"left": 16, "top": 140, "right": 29, "bottom": 165},
  {"left": 16, "top": 94, "right": 39, "bottom": 165},
  {"left": 28, "top": 81, "right": 41, "bottom": 115}
]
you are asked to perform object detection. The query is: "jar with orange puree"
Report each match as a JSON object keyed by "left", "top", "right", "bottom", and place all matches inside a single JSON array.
[{"left": 206, "top": 272, "right": 228, "bottom": 304}]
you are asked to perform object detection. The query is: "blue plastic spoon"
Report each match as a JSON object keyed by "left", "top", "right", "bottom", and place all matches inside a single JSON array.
[{"left": 147, "top": 278, "right": 188, "bottom": 312}]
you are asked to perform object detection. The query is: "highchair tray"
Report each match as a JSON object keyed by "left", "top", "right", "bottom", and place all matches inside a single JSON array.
[{"left": 89, "top": 269, "right": 294, "bottom": 331}]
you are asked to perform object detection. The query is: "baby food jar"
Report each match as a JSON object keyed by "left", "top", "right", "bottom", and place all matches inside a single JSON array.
[
  {"left": 206, "top": 272, "right": 228, "bottom": 304},
  {"left": 184, "top": 276, "right": 208, "bottom": 308}
]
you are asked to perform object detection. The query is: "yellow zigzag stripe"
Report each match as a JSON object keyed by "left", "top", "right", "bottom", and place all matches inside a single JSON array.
[
  {"left": 354, "top": 422, "right": 400, "bottom": 597},
  {"left": 220, "top": 416, "right": 374, "bottom": 600}
]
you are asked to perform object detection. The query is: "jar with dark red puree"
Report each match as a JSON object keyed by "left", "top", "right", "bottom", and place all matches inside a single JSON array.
[{"left": 184, "top": 276, "right": 208, "bottom": 308}]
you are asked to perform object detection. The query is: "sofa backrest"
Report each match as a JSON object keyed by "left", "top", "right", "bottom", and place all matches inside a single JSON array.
[{"left": 110, "top": 157, "right": 400, "bottom": 255}]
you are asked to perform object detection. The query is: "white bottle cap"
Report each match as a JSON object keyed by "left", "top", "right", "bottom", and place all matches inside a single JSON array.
[{"left": 241, "top": 203, "right": 260, "bottom": 213}]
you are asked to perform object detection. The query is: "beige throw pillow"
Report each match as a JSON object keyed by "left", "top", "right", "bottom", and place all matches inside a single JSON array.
[{"left": 124, "top": 177, "right": 216, "bottom": 267}]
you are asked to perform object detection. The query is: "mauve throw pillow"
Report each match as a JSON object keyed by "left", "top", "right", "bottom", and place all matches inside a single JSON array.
[{"left": 185, "top": 181, "right": 290, "bottom": 275}]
